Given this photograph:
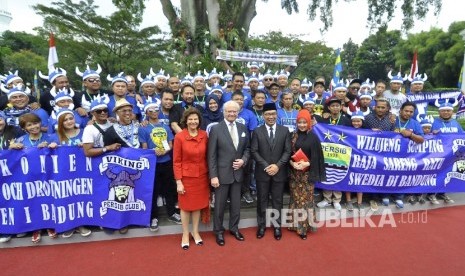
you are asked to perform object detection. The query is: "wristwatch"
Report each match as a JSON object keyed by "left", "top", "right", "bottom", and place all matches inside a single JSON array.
[{"left": 102, "top": 147, "right": 107, "bottom": 153}]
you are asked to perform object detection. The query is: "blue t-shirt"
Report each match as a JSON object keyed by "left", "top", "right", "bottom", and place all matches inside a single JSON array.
[
  {"left": 277, "top": 108, "right": 298, "bottom": 132},
  {"left": 236, "top": 108, "right": 258, "bottom": 132},
  {"left": 48, "top": 129, "right": 84, "bottom": 146},
  {"left": 138, "top": 122, "right": 173, "bottom": 163},
  {"left": 157, "top": 110, "right": 171, "bottom": 127},
  {"left": 16, "top": 133, "right": 50, "bottom": 148},
  {"left": 394, "top": 117, "right": 424, "bottom": 135},
  {"left": 431, "top": 118, "right": 464, "bottom": 133},
  {"left": 222, "top": 90, "right": 253, "bottom": 109},
  {"left": 48, "top": 110, "right": 89, "bottom": 134},
  {"left": 248, "top": 107, "right": 264, "bottom": 127}
]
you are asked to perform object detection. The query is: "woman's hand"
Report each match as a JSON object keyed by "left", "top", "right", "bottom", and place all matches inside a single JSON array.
[
  {"left": 177, "top": 181, "right": 185, "bottom": 194},
  {"left": 9, "top": 142, "right": 24, "bottom": 150},
  {"left": 48, "top": 142, "right": 58, "bottom": 149},
  {"left": 37, "top": 141, "right": 48, "bottom": 148}
]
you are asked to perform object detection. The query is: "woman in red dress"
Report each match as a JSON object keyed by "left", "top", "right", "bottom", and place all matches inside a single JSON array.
[{"left": 173, "top": 107, "right": 210, "bottom": 250}]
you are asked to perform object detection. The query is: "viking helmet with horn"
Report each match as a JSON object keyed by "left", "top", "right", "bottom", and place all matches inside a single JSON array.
[
  {"left": 107, "top": 72, "right": 127, "bottom": 86},
  {"left": 75, "top": 64, "right": 102, "bottom": 80},
  {"left": 387, "top": 70, "right": 408, "bottom": 84},
  {"left": 408, "top": 73, "right": 428, "bottom": 84}
]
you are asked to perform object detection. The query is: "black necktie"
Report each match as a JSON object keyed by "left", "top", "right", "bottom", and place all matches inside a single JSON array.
[{"left": 269, "top": 127, "right": 274, "bottom": 144}]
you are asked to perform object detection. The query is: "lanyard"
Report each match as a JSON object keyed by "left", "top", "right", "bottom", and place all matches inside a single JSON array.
[{"left": 398, "top": 119, "right": 409, "bottom": 130}]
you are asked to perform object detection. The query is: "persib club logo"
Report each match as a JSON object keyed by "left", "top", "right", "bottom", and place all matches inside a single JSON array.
[{"left": 321, "top": 129, "right": 352, "bottom": 185}]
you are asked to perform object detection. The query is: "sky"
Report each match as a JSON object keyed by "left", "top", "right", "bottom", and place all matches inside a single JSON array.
[{"left": 1, "top": 0, "right": 464, "bottom": 49}]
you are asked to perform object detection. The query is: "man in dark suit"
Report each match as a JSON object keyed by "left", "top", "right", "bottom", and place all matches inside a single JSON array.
[
  {"left": 208, "top": 100, "right": 250, "bottom": 246},
  {"left": 251, "top": 103, "right": 291, "bottom": 240}
]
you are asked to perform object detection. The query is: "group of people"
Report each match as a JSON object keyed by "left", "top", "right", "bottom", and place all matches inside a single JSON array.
[{"left": 0, "top": 61, "right": 463, "bottom": 248}]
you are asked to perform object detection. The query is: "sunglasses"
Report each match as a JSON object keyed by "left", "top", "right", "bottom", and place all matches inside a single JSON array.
[
  {"left": 87, "top": 78, "right": 101, "bottom": 83},
  {"left": 263, "top": 78, "right": 273, "bottom": 81},
  {"left": 95, "top": 108, "right": 109, "bottom": 114},
  {"left": 147, "top": 109, "right": 159, "bottom": 113}
]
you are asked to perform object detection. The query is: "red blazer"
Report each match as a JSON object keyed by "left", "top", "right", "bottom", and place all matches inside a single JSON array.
[{"left": 173, "top": 129, "right": 209, "bottom": 180}]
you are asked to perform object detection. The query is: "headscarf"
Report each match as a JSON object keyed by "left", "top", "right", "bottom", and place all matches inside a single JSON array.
[
  {"left": 296, "top": 109, "right": 312, "bottom": 132},
  {"left": 203, "top": 94, "right": 223, "bottom": 122}
]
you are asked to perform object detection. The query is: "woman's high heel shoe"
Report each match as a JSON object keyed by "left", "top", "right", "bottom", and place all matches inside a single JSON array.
[
  {"left": 181, "top": 242, "right": 189, "bottom": 250},
  {"left": 191, "top": 233, "right": 203, "bottom": 246}
]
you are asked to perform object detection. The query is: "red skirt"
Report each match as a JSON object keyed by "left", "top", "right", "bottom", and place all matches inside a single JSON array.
[{"left": 178, "top": 173, "right": 209, "bottom": 211}]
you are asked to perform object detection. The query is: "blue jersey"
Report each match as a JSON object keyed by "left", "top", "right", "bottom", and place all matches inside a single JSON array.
[
  {"left": 277, "top": 108, "right": 298, "bottom": 132},
  {"left": 248, "top": 107, "right": 264, "bottom": 127},
  {"left": 16, "top": 133, "right": 51, "bottom": 148},
  {"left": 48, "top": 110, "right": 89, "bottom": 134},
  {"left": 48, "top": 129, "right": 84, "bottom": 146},
  {"left": 138, "top": 122, "right": 173, "bottom": 163},
  {"left": 222, "top": 90, "right": 253, "bottom": 109},
  {"left": 431, "top": 118, "right": 464, "bottom": 133},
  {"left": 157, "top": 110, "right": 171, "bottom": 127},
  {"left": 394, "top": 117, "right": 424, "bottom": 135},
  {"left": 236, "top": 108, "right": 258, "bottom": 132}
]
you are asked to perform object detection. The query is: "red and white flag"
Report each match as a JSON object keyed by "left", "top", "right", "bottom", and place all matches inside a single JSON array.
[
  {"left": 409, "top": 50, "right": 418, "bottom": 79},
  {"left": 48, "top": 32, "right": 59, "bottom": 73}
]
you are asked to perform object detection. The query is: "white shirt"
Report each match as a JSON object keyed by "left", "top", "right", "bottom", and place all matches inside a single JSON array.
[
  {"left": 82, "top": 121, "right": 113, "bottom": 148},
  {"left": 266, "top": 123, "right": 277, "bottom": 138}
]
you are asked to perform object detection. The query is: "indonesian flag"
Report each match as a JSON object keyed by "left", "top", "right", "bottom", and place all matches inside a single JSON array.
[
  {"left": 48, "top": 32, "right": 59, "bottom": 72},
  {"left": 409, "top": 50, "right": 418, "bottom": 79}
]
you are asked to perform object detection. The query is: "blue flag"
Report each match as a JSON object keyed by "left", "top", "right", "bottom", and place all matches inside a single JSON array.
[{"left": 332, "top": 49, "right": 343, "bottom": 84}]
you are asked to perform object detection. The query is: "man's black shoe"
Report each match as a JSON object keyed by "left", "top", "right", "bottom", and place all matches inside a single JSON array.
[
  {"left": 216, "top": 233, "right": 225, "bottom": 246},
  {"left": 230, "top": 231, "right": 245, "bottom": 241},
  {"left": 256, "top": 227, "right": 265, "bottom": 239},
  {"left": 274, "top": 228, "right": 282, "bottom": 240}
]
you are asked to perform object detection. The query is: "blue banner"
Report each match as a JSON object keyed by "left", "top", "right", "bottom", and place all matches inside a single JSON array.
[
  {"left": 0, "top": 147, "right": 156, "bottom": 234},
  {"left": 313, "top": 124, "right": 465, "bottom": 193}
]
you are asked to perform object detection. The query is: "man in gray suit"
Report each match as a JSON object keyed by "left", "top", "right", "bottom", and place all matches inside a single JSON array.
[
  {"left": 208, "top": 100, "right": 250, "bottom": 246},
  {"left": 251, "top": 103, "right": 291, "bottom": 240}
]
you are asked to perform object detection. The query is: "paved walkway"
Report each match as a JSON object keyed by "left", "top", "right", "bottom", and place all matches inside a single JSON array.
[{"left": 1, "top": 193, "right": 464, "bottom": 249}]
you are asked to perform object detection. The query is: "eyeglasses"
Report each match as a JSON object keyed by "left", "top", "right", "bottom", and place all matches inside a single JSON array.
[
  {"left": 147, "top": 109, "right": 159, "bottom": 113},
  {"left": 349, "top": 86, "right": 360, "bottom": 90},
  {"left": 263, "top": 78, "right": 273, "bottom": 81},
  {"left": 94, "top": 108, "right": 108, "bottom": 114},
  {"left": 86, "top": 78, "right": 101, "bottom": 83}
]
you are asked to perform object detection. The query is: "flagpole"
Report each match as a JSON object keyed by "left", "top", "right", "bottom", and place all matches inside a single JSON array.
[{"left": 410, "top": 50, "right": 418, "bottom": 79}]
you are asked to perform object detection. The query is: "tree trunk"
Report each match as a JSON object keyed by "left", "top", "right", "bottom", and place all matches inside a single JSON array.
[
  {"left": 237, "top": 0, "right": 257, "bottom": 45},
  {"left": 206, "top": 0, "right": 220, "bottom": 58}
]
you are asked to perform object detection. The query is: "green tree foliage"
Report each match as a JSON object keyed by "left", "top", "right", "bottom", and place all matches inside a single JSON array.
[
  {"left": 280, "top": 0, "right": 442, "bottom": 32},
  {"left": 32, "top": 0, "right": 168, "bottom": 79},
  {"left": 341, "top": 38, "right": 359, "bottom": 78},
  {"left": 248, "top": 31, "right": 334, "bottom": 80},
  {"left": 394, "top": 21, "right": 465, "bottom": 87},
  {"left": 353, "top": 26, "right": 402, "bottom": 82},
  {"left": 2, "top": 50, "right": 46, "bottom": 82}
]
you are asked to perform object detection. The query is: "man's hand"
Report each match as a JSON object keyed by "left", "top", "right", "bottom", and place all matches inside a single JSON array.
[
  {"left": 265, "top": 164, "right": 279, "bottom": 176},
  {"left": 75, "top": 107, "right": 88, "bottom": 117},
  {"left": 232, "top": 159, "right": 244, "bottom": 170},
  {"left": 211, "top": 177, "right": 220, "bottom": 188}
]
